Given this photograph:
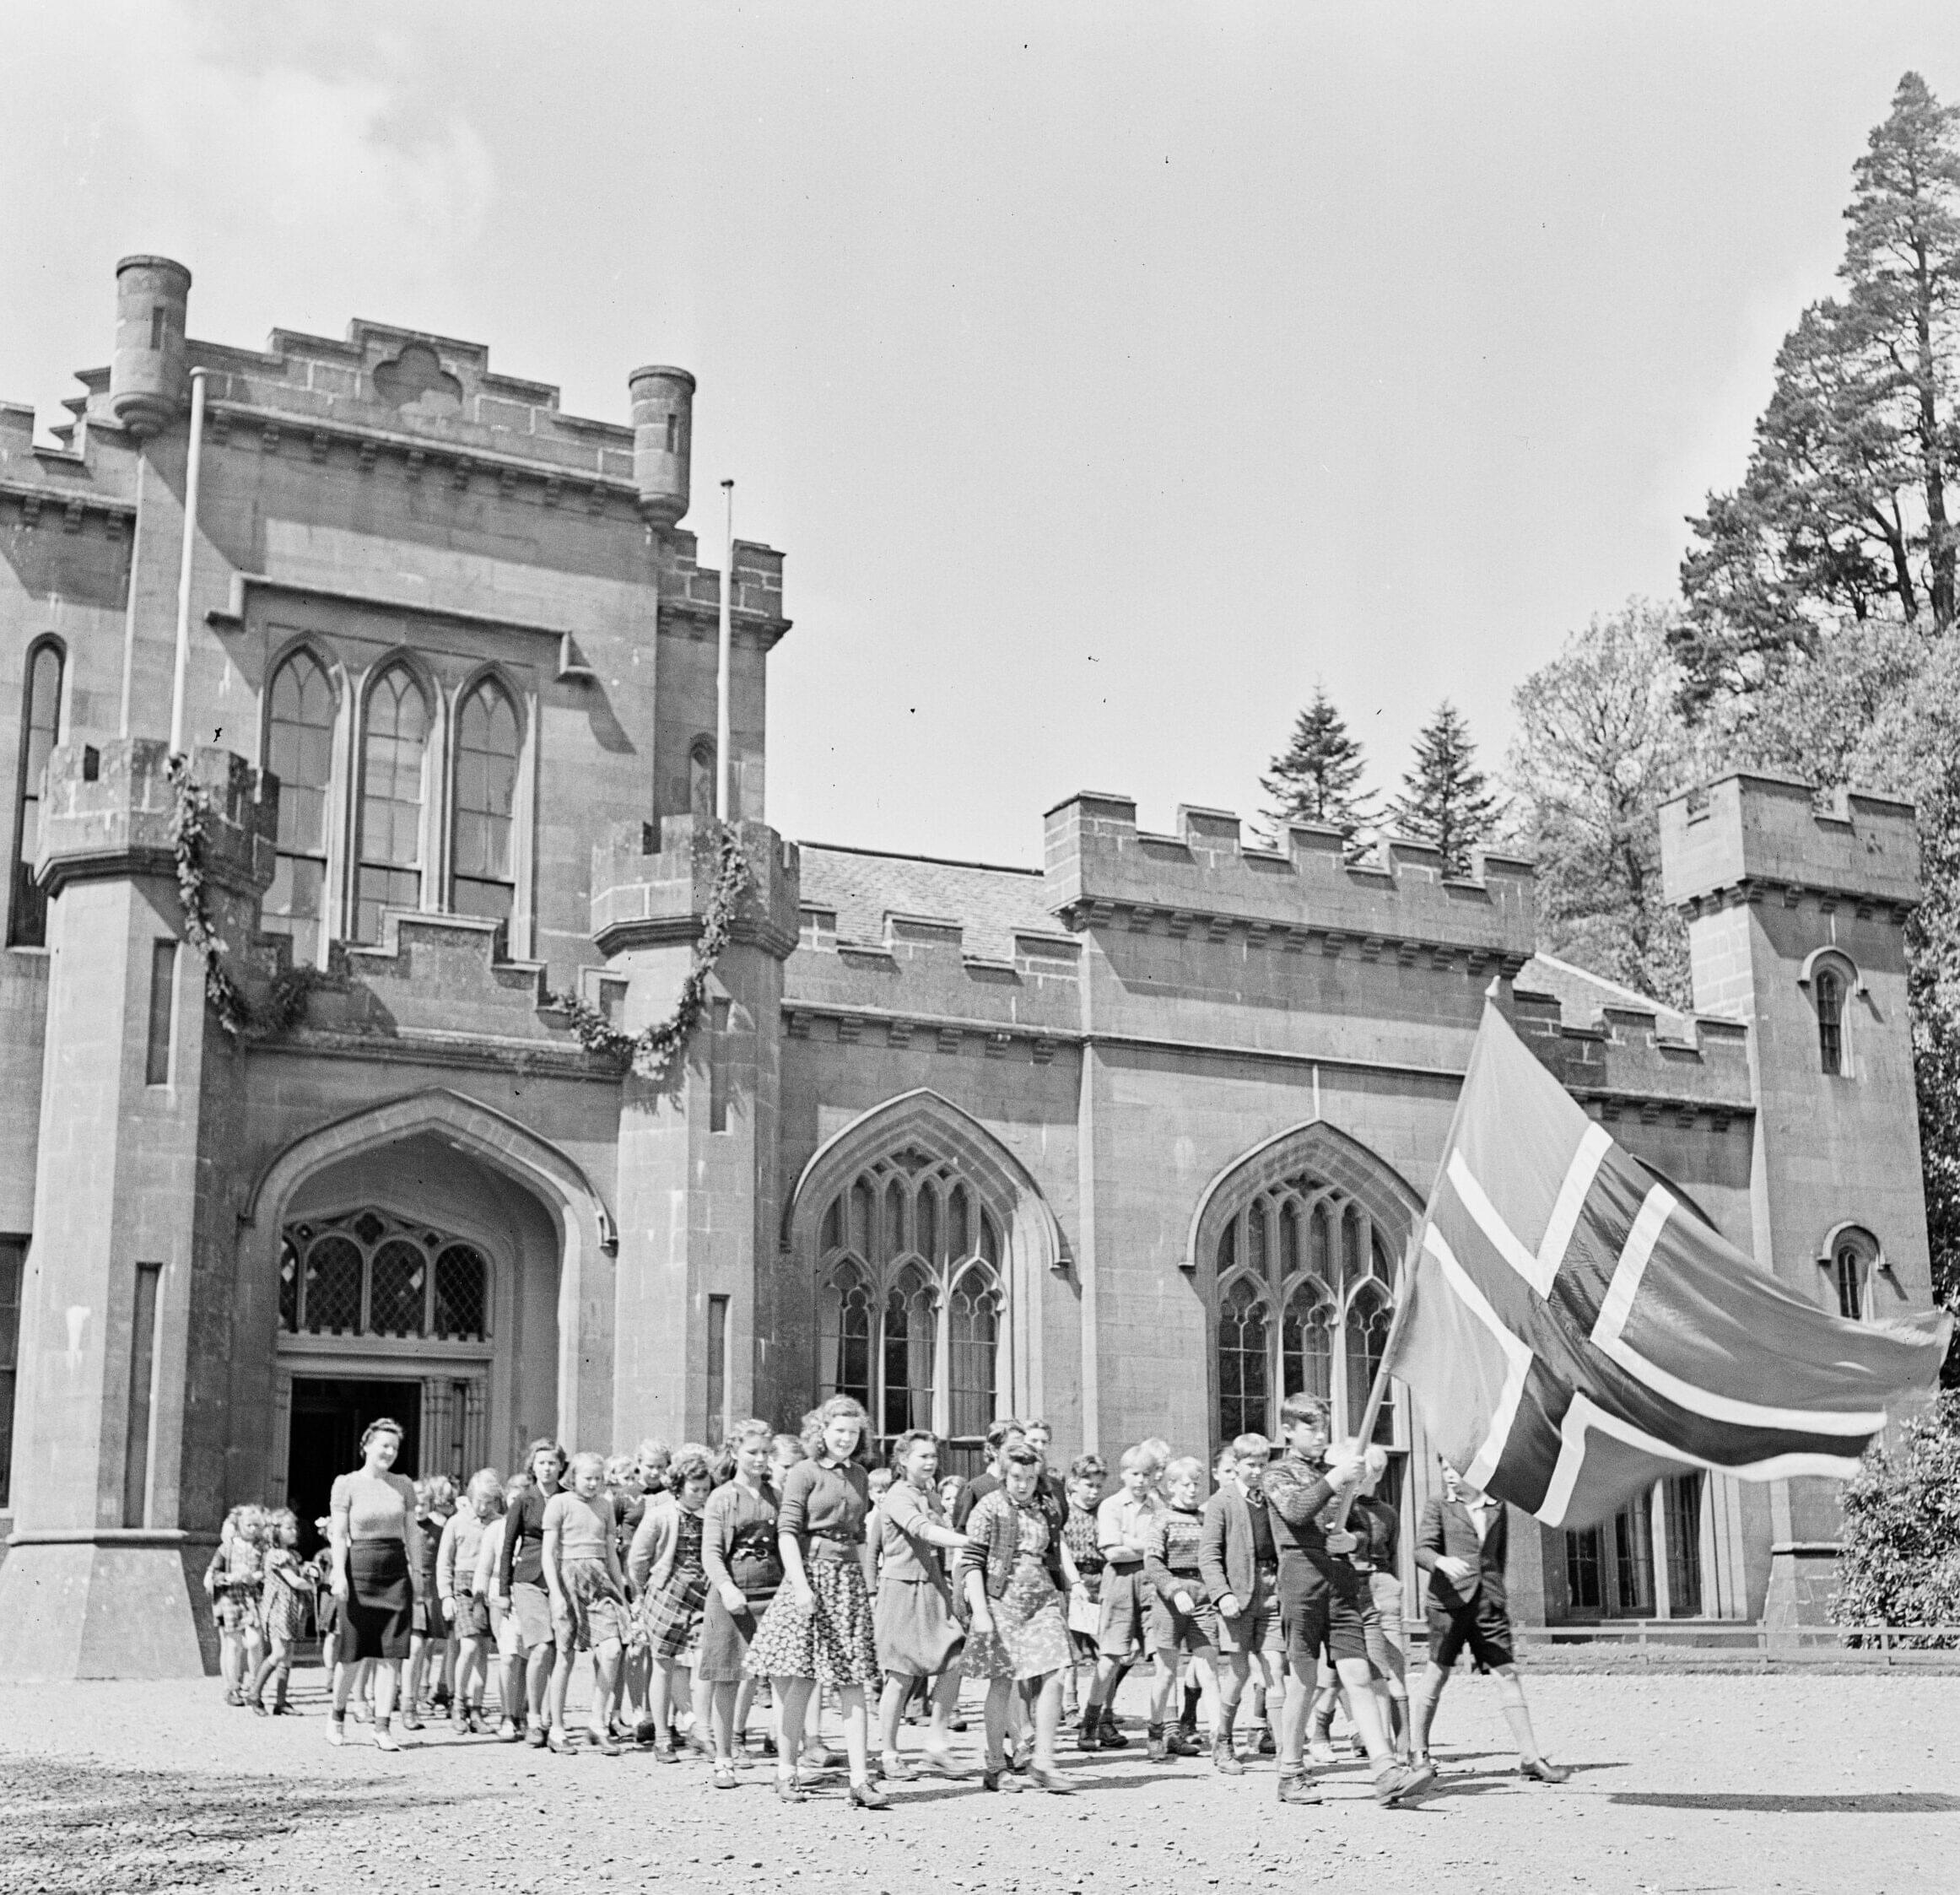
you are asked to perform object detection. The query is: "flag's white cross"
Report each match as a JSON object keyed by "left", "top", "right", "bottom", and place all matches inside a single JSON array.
[{"left": 1431, "top": 1134, "right": 1881, "bottom": 1525}]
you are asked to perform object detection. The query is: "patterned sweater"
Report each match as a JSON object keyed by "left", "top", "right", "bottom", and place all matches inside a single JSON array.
[{"left": 1142, "top": 1504, "right": 1210, "bottom": 1607}]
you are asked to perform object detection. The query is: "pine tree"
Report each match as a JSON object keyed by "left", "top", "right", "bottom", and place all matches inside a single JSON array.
[
  {"left": 1676, "top": 73, "right": 1960, "bottom": 708},
  {"left": 1389, "top": 700, "right": 1502, "bottom": 877},
  {"left": 1261, "top": 684, "right": 1374, "bottom": 831}
]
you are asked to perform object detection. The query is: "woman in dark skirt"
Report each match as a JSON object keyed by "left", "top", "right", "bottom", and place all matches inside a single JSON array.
[
  {"left": 698, "top": 1419, "right": 783, "bottom": 1788},
  {"left": 327, "top": 1417, "right": 423, "bottom": 1751},
  {"left": 744, "top": 1394, "right": 885, "bottom": 1807}
]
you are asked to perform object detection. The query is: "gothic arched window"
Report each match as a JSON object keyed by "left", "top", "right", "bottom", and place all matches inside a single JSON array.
[
  {"left": 8, "top": 639, "right": 63, "bottom": 948},
  {"left": 264, "top": 650, "right": 336, "bottom": 964},
  {"left": 816, "top": 1149, "right": 1010, "bottom": 1467},
  {"left": 451, "top": 678, "right": 520, "bottom": 923},
  {"left": 1212, "top": 1165, "right": 1405, "bottom": 1450},
  {"left": 357, "top": 666, "right": 429, "bottom": 942}
]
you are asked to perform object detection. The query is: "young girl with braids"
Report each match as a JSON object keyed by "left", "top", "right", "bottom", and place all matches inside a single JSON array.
[
  {"left": 629, "top": 1442, "right": 716, "bottom": 1761},
  {"left": 249, "top": 1509, "right": 310, "bottom": 1714},
  {"left": 698, "top": 1419, "right": 783, "bottom": 1787},
  {"left": 960, "top": 1443, "right": 1079, "bottom": 1795},
  {"left": 206, "top": 1506, "right": 267, "bottom": 1707},
  {"left": 745, "top": 1395, "right": 886, "bottom": 1807}
]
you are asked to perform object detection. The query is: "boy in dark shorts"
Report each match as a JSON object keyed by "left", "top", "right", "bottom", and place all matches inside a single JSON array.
[
  {"left": 1408, "top": 1460, "right": 1569, "bottom": 1790},
  {"left": 1198, "top": 1432, "right": 1283, "bottom": 1774},
  {"left": 1141, "top": 1456, "right": 1218, "bottom": 1762},
  {"left": 1061, "top": 1454, "right": 1109, "bottom": 1730},
  {"left": 1263, "top": 1393, "right": 1420, "bottom": 1808}
]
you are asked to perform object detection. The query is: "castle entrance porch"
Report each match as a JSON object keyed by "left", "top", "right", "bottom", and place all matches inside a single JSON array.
[{"left": 262, "top": 1129, "right": 564, "bottom": 1516}]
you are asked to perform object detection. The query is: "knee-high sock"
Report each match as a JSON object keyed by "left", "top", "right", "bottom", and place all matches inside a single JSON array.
[
  {"left": 1409, "top": 1671, "right": 1444, "bottom": 1757},
  {"left": 1497, "top": 1674, "right": 1540, "bottom": 1760}
]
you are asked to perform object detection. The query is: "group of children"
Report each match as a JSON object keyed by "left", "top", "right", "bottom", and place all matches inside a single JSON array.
[
  {"left": 203, "top": 1476, "right": 462, "bottom": 1722},
  {"left": 218, "top": 1390, "right": 1569, "bottom": 1809}
]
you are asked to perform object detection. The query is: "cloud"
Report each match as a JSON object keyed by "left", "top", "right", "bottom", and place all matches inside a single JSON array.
[{"left": 2, "top": 3, "right": 491, "bottom": 360}]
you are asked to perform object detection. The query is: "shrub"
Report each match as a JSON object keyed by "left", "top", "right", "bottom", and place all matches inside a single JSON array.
[{"left": 1831, "top": 1390, "right": 1960, "bottom": 1643}]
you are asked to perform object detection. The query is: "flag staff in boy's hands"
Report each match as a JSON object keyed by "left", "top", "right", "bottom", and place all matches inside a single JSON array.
[
  {"left": 1340, "top": 987, "right": 1951, "bottom": 1783},
  {"left": 1385, "top": 991, "right": 1948, "bottom": 1531}
]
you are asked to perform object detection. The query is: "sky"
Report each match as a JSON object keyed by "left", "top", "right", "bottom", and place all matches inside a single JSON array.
[{"left": 6, "top": 2, "right": 1960, "bottom": 867}]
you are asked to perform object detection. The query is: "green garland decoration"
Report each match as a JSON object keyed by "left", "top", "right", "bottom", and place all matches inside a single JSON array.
[
  {"left": 166, "top": 754, "right": 322, "bottom": 1044},
  {"left": 546, "top": 822, "right": 753, "bottom": 1082}
]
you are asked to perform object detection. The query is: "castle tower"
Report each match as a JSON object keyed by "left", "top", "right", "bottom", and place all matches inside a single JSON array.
[
  {"left": 591, "top": 816, "right": 800, "bottom": 1447},
  {"left": 0, "top": 742, "right": 275, "bottom": 1677},
  {"left": 1660, "top": 772, "right": 1931, "bottom": 1623}
]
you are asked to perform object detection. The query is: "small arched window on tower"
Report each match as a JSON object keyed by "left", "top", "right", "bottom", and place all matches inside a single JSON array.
[
  {"left": 1815, "top": 965, "right": 1849, "bottom": 1077},
  {"left": 9, "top": 639, "right": 64, "bottom": 948},
  {"left": 451, "top": 679, "right": 521, "bottom": 923},
  {"left": 357, "top": 666, "right": 429, "bottom": 942},
  {"left": 1827, "top": 1226, "right": 1882, "bottom": 1322},
  {"left": 264, "top": 650, "right": 336, "bottom": 965}
]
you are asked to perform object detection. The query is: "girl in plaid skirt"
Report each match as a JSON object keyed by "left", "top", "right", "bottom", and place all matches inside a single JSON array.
[{"left": 629, "top": 1443, "right": 715, "bottom": 1762}]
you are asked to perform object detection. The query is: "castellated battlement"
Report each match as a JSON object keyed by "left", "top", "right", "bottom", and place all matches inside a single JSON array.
[
  {"left": 1660, "top": 773, "right": 1920, "bottom": 917},
  {"left": 1509, "top": 984, "right": 1754, "bottom": 1117},
  {"left": 1042, "top": 792, "right": 1536, "bottom": 964},
  {"left": 34, "top": 740, "right": 277, "bottom": 899},
  {"left": 591, "top": 815, "right": 802, "bottom": 960}
]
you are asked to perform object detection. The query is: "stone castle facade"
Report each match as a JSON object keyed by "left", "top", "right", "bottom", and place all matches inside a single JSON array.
[{"left": 0, "top": 258, "right": 1937, "bottom": 1676}]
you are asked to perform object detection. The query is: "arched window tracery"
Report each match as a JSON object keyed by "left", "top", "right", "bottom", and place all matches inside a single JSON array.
[
  {"left": 264, "top": 648, "right": 336, "bottom": 965},
  {"left": 278, "top": 1207, "right": 489, "bottom": 1342},
  {"left": 1212, "top": 1165, "right": 1402, "bottom": 1448},
  {"left": 816, "top": 1147, "right": 1012, "bottom": 1469}
]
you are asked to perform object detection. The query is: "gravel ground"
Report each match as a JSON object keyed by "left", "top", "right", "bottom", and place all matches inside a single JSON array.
[{"left": 1, "top": 1667, "right": 1956, "bottom": 1895}]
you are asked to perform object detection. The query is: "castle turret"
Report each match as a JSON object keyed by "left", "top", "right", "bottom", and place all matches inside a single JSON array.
[
  {"left": 629, "top": 364, "right": 694, "bottom": 526},
  {"left": 108, "top": 255, "right": 192, "bottom": 438},
  {"left": 0, "top": 741, "right": 276, "bottom": 1678},
  {"left": 1661, "top": 772, "right": 1930, "bottom": 1625},
  {"left": 592, "top": 817, "right": 799, "bottom": 1447}
]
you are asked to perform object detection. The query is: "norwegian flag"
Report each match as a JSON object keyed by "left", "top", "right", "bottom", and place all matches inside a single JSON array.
[{"left": 1386, "top": 999, "right": 1950, "bottom": 1530}]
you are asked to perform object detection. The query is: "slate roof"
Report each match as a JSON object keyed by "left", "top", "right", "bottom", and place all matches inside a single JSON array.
[
  {"left": 1518, "top": 951, "right": 1691, "bottom": 1038},
  {"left": 794, "top": 848, "right": 1695, "bottom": 1036},
  {"left": 794, "top": 844, "right": 1059, "bottom": 964}
]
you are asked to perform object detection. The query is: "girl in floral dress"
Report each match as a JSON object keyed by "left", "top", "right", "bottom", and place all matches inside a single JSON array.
[
  {"left": 960, "top": 1444, "right": 1080, "bottom": 1794},
  {"left": 745, "top": 1395, "right": 885, "bottom": 1808}
]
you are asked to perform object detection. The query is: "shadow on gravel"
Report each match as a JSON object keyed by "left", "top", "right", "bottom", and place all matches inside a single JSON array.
[
  {"left": 1610, "top": 1790, "right": 1960, "bottom": 1815},
  {"left": 0, "top": 1757, "right": 490, "bottom": 1892}
]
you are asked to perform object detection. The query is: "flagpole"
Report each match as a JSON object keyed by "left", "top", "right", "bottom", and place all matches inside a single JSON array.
[
  {"left": 715, "top": 478, "right": 733, "bottom": 824},
  {"left": 1331, "top": 1225, "right": 1422, "bottom": 1531}
]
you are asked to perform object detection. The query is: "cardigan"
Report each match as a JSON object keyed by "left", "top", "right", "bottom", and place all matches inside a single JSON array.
[{"left": 1198, "top": 1485, "right": 1278, "bottom": 1606}]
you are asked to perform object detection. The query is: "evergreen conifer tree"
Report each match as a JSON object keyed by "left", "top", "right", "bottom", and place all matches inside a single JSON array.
[
  {"left": 1261, "top": 685, "right": 1374, "bottom": 831},
  {"left": 1389, "top": 700, "right": 1502, "bottom": 877}
]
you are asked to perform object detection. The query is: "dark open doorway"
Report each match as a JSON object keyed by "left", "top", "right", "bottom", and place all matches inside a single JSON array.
[{"left": 286, "top": 1378, "right": 422, "bottom": 1558}]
